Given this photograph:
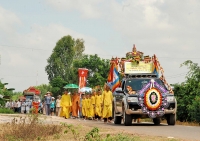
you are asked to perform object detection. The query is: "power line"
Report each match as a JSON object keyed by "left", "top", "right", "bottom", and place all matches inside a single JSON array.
[
  {"left": 0, "top": 44, "right": 51, "bottom": 51},
  {"left": 1, "top": 44, "right": 200, "bottom": 59},
  {"left": 165, "top": 72, "right": 188, "bottom": 78},
  {"left": 1, "top": 74, "right": 48, "bottom": 78}
]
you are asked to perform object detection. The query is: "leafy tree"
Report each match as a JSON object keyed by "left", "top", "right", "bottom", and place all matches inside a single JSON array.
[
  {"left": 74, "top": 39, "right": 85, "bottom": 60},
  {"left": 174, "top": 60, "right": 200, "bottom": 122},
  {"left": 45, "top": 35, "right": 85, "bottom": 84},
  {"left": 50, "top": 76, "right": 66, "bottom": 97},
  {"left": 35, "top": 84, "right": 52, "bottom": 98},
  {"left": 73, "top": 54, "right": 110, "bottom": 88},
  {"left": 12, "top": 92, "right": 23, "bottom": 101}
]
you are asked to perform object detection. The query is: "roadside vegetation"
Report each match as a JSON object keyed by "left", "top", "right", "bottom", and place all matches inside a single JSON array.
[
  {"left": 0, "top": 108, "right": 14, "bottom": 114},
  {"left": 0, "top": 114, "right": 181, "bottom": 141},
  {"left": 173, "top": 60, "right": 200, "bottom": 124}
]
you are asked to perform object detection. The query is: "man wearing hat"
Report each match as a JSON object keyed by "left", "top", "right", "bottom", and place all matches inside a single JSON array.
[
  {"left": 102, "top": 83, "right": 113, "bottom": 123},
  {"left": 60, "top": 89, "right": 72, "bottom": 119},
  {"left": 45, "top": 92, "right": 52, "bottom": 115}
]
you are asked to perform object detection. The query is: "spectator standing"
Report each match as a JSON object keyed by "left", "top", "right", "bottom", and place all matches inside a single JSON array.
[
  {"left": 16, "top": 100, "right": 21, "bottom": 113},
  {"left": 21, "top": 99, "right": 26, "bottom": 114},
  {"left": 11, "top": 100, "right": 14, "bottom": 111},
  {"left": 26, "top": 100, "right": 30, "bottom": 114},
  {"left": 5, "top": 101, "right": 10, "bottom": 109},
  {"left": 42, "top": 95, "right": 47, "bottom": 115},
  {"left": 50, "top": 97, "right": 56, "bottom": 116},
  {"left": 14, "top": 100, "right": 18, "bottom": 112},
  {"left": 45, "top": 92, "right": 52, "bottom": 115},
  {"left": 56, "top": 95, "right": 61, "bottom": 116}
]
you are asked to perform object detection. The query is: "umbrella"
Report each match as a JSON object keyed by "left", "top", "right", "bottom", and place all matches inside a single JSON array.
[
  {"left": 80, "top": 87, "right": 92, "bottom": 92},
  {"left": 63, "top": 84, "right": 79, "bottom": 89}
]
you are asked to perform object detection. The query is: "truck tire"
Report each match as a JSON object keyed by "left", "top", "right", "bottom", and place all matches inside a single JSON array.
[
  {"left": 153, "top": 118, "right": 160, "bottom": 125},
  {"left": 167, "top": 114, "right": 176, "bottom": 125},
  {"left": 123, "top": 109, "right": 132, "bottom": 126},
  {"left": 114, "top": 116, "right": 122, "bottom": 124}
]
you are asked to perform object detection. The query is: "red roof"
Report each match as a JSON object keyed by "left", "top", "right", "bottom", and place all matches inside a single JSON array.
[{"left": 23, "top": 86, "right": 41, "bottom": 95}]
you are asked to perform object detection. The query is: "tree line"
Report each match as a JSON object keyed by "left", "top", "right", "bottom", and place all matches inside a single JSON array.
[
  {"left": 173, "top": 60, "right": 200, "bottom": 123},
  {"left": 1, "top": 35, "right": 200, "bottom": 124}
]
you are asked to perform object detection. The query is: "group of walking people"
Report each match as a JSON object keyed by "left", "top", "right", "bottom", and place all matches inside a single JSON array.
[{"left": 58, "top": 83, "right": 113, "bottom": 123}]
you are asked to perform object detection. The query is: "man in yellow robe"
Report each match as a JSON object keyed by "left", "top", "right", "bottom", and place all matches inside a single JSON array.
[
  {"left": 102, "top": 84, "right": 113, "bottom": 123},
  {"left": 95, "top": 89, "right": 102, "bottom": 120},
  {"left": 90, "top": 91, "right": 96, "bottom": 119},
  {"left": 81, "top": 94, "right": 86, "bottom": 119},
  {"left": 87, "top": 94, "right": 93, "bottom": 119},
  {"left": 85, "top": 94, "right": 89, "bottom": 119},
  {"left": 60, "top": 90, "right": 72, "bottom": 119}
]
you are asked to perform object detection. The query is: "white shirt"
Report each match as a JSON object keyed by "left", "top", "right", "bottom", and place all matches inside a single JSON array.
[
  {"left": 5, "top": 102, "right": 10, "bottom": 108},
  {"left": 17, "top": 101, "right": 21, "bottom": 108}
]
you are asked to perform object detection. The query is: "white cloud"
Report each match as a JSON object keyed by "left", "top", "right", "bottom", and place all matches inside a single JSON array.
[
  {"left": 1, "top": 20, "right": 105, "bottom": 91},
  {"left": 1, "top": 0, "right": 200, "bottom": 91},
  {"left": 45, "top": 0, "right": 104, "bottom": 19},
  {"left": 0, "top": 6, "right": 21, "bottom": 33}
]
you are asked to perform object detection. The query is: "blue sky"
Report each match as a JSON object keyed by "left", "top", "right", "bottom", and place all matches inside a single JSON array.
[{"left": 0, "top": 0, "right": 200, "bottom": 91}]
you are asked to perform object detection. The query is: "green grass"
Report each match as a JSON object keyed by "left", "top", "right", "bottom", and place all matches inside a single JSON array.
[{"left": 0, "top": 108, "right": 14, "bottom": 114}]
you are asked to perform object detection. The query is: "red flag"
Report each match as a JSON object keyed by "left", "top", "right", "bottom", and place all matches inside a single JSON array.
[{"left": 78, "top": 68, "right": 88, "bottom": 90}]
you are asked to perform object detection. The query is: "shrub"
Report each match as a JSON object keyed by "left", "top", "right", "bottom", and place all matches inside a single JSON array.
[
  {"left": 0, "top": 108, "right": 14, "bottom": 114},
  {"left": 0, "top": 114, "right": 62, "bottom": 141}
]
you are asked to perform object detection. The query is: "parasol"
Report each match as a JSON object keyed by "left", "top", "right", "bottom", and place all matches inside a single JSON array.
[
  {"left": 80, "top": 87, "right": 92, "bottom": 92},
  {"left": 63, "top": 84, "right": 79, "bottom": 89}
]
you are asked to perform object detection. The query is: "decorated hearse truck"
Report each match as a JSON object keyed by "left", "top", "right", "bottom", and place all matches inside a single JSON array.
[{"left": 112, "top": 45, "right": 177, "bottom": 126}]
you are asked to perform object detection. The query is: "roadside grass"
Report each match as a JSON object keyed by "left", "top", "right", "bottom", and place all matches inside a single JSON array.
[
  {"left": 0, "top": 108, "right": 14, "bottom": 114},
  {"left": 0, "top": 114, "right": 61, "bottom": 141},
  {"left": 141, "top": 118, "right": 200, "bottom": 126}
]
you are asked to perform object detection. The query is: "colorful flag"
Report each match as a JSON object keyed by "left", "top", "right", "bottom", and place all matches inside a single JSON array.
[
  {"left": 107, "top": 63, "right": 120, "bottom": 92},
  {"left": 78, "top": 68, "right": 88, "bottom": 92}
]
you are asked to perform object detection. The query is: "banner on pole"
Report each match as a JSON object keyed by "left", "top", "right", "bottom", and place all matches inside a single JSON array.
[{"left": 78, "top": 68, "right": 88, "bottom": 92}]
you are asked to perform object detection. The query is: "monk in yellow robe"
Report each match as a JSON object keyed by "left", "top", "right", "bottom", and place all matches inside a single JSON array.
[
  {"left": 84, "top": 94, "right": 89, "bottom": 119},
  {"left": 95, "top": 89, "right": 102, "bottom": 120},
  {"left": 102, "top": 84, "right": 113, "bottom": 123},
  {"left": 71, "top": 92, "right": 80, "bottom": 118},
  {"left": 87, "top": 94, "right": 92, "bottom": 119},
  {"left": 81, "top": 94, "right": 86, "bottom": 119},
  {"left": 60, "top": 90, "right": 72, "bottom": 119},
  {"left": 90, "top": 92, "right": 96, "bottom": 119}
]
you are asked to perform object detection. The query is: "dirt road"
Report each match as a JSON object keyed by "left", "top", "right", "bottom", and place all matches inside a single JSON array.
[{"left": 0, "top": 114, "right": 199, "bottom": 141}]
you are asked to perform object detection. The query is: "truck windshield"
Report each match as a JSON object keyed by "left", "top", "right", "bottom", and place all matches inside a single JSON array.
[{"left": 125, "top": 78, "right": 167, "bottom": 92}]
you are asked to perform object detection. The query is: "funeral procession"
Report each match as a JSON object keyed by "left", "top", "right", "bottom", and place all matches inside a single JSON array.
[{"left": 1, "top": 1, "right": 200, "bottom": 140}]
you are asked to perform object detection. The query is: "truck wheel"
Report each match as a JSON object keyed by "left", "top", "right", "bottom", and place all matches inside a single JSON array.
[
  {"left": 114, "top": 116, "right": 122, "bottom": 124},
  {"left": 153, "top": 118, "right": 160, "bottom": 125},
  {"left": 123, "top": 110, "right": 132, "bottom": 126},
  {"left": 167, "top": 114, "right": 176, "bottom": 125}
]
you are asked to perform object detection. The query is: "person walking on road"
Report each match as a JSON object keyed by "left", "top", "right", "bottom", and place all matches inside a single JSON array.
[
  {"left": 45, "top": 92, "right": 52, "bottom": 116},
  {"left": 60, "top": 90, "right": 72, "bottom": 119},
  {"left": 50, "top": 97, "right": 56, "bottom": 116},
  {"left": 56, "top": 95, "right": 61, "bottom": 116},
  {"left": 102, "top": 84, "right": 113, "bottom": 123},
  {"left": 71, "top": 92, "right": 80, "bottom": 119}
]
